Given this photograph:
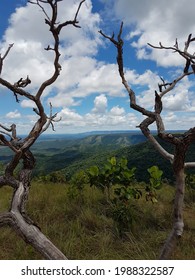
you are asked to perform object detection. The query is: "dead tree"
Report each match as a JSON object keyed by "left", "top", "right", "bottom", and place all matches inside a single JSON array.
[
  {"left": 100, "top": 24, "right": 195, "bottom": 259},
  {"left": 0, "top": 0, "right": 86, "bottom": 260}
]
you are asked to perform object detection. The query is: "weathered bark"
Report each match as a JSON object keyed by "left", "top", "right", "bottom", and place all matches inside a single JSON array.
[
  {"left": 159, "top": 143, "right": 186, "bottom": 259},
  {"left": 0, "top": 149, "right": 67, "bottom": 259},
  {"left": 6, "top": 182, "right": 67, "bottom": 259},
  {"left": 159, "top": 167, "right": 185, "bottom": 259}
]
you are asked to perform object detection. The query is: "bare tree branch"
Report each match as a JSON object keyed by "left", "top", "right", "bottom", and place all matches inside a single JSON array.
[
  {"left": 41, "top": 102, "right": 61, "bottom": 133},
  {"left": 148, "top": 35, "right": 195, "bottom": 69},
  {"left": 0, "top": 77, "right": 35, "bottom": 101},
  {"left": 99, "top": 23, "right": 156, "bottom": 120},
  {"left": 0, "top": 44, "right": 14, "bottom": 75},
  {"left": 35, "top": 0, "right": 86, "bottom": 100},
  {"left": 57, "top": 0, "right": 86, "bottom": 31},
  {"left": 158, "top": 72, "right": 193, "bottom": 98},
  {"left": 29, "top": 0, "right": 51, "bottom": 22}
]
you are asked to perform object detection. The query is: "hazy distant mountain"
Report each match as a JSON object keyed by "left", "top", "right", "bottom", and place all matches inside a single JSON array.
[
  {"left": 0, "top": 131, "right": 145, "bottom": 159},
  {"left": 0, "top": 131, "right": 193, "bottom": 183},
  {"left": 32, "top": 132, "right": 147, "bottom": 175}
]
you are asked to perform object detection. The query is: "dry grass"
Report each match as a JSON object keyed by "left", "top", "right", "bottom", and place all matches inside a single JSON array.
[{"left": 0, "top": 182, "right": 194, "bottom": 259}]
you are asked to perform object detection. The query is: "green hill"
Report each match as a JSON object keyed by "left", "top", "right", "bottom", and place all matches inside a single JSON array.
[
  {"left": 56, "top": 136, "right": 195, "bottom": 183},
  {"left": 33, "top": 133, "right": 146, "bottom": 175},
  {"left": 119, "top": 138, "right": 195, "bottom": 182},
  {"left": 0, "top": 132, "right": 194, "bottom": 183}
]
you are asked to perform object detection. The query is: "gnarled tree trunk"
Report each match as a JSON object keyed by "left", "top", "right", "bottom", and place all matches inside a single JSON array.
[
  {"left": 0, "top": 147, "right": 67, "bottom": 259},
  {"left": 159, "top": 143, "right": 186, "bottom": 259}
]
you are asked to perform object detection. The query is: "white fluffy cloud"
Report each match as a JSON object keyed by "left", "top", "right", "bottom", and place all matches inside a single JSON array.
[
  {"left": 59, "top": 108, "right": 84, "bottom": 126},
  {"left": 163, "top": 111, "right": 195, "bottom": 130},
  {"left": 6, "top": 110, "right": 21, "bottom": 119},
  {"left": 110, "top": 105, "right": 125, "bottom": 116},
  {"left": 56, "top": 108, "right": 139, "bottom": 132},
  {"left": 21, "top": 99, "right": 36, "bottom": 108},
  {"left": 92, "top": 94, "right": 107, "bottom": 114},
  {"left": 104, "top": 0, "right": 195, "bottom": 67},
  {"left": 55, "top": 94, "right": 139, "bottom": 132}
]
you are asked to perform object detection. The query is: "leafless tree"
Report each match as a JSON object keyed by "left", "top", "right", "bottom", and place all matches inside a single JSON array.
[
  {"left": 0, "top": 0, "right": 86, "bottom": 260},
  {"left": 100, "top": 23, "right": 195, "bottom": 259}
]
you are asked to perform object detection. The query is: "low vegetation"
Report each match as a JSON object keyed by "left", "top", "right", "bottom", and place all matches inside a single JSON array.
[{"left": 0, "top": 163, "right": 194, "bottom": 259}]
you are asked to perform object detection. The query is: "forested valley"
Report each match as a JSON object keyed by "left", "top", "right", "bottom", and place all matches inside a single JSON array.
[{"left": 1, "top": 131, "right": 195, "bottom": 181}]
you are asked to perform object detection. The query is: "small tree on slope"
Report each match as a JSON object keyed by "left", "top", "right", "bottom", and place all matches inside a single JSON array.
[
  {"left": 0, "top": 0, "right": 85, "bottom": 260},
  {"left": 100, "top": 23, "right": 195, "bottom": 259}
]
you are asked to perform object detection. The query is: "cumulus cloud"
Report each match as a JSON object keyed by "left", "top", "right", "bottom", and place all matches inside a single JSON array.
[
  {"left": 59, "top": 108, "right": 84, "bottom": 127},
  {"left": 161, "top": 77, "right": 193, "bottom": 112},
  {"left": 47, "top": 95, "right": 80, "bottom": 108},
  {"left": 54, "top": 93, "right": 140, "bottom": 133},
  {"left": 78, "top": 63, "right": 125, "bottom": 96},
  {"left": 110, "top": 105, "right": 125, "bottom": 116},
  {"left": 134, "top": 72, "right": 194, "bottom": 113},
  {"left": 92, "top": 94, "right": 107, "bottom": 114},
  {"left": 21, "top": 100, "right": 36, "bottom": 108},
  {"left": 103, "top": 0, "right": 195, "bottom": 67},
  {"left": 6, "top": 110, "right": 21, "bottom": 119},
  {"left": 163, "top": 91, "right": 190, "bottom": 112},
  {"left": 56, "top": 109, "right": 139, "bottom": 132},
  {"left": 162, "top": 111, "right": 195, "bottom": 130}
]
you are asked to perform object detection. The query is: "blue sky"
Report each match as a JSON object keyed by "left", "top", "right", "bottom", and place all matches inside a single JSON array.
[{"left": 0, "top": 0, "right": 194, "bottom": 134}]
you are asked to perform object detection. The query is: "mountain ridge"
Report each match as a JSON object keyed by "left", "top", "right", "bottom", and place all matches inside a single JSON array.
[{"left": 0, "top": 131, "right": 194, "bottom": 182}]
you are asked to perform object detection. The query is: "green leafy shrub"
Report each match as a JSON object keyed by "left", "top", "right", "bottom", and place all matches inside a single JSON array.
[
  {"left": 88, "top": 157, "right": 137, "bottom": 200},
  {"left": 70, "top": 170, "right": 89, "bottom": 190},
  {"left": 70, "top": 157, "right": 163, "bottom": 236},
  {"left": 36, "top": 171, "right": 66, "bottom": 183},
  {"left": 145, "top": 166, "right": 163, "bottom": 203},
  {"left": 68, "top": 170, "right": 89, "bottom": 200},
  {"left": 87, "top": 157, "right": 138, "bottom": 235},
  {"left": 186, "top": 174, "right": 195, "bottom": 190}
]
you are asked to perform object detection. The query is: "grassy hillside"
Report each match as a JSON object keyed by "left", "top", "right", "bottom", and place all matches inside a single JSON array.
[{"left": 0, "top": 182, "right": 194, "bottom": 259}]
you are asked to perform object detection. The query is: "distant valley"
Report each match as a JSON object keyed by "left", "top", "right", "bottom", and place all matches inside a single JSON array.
[
  {"left": 0, "top": 130, "right": 194, "bottom": 182},
  {"left": 32, "top": 132, "right": 147, "bottom": 177}
]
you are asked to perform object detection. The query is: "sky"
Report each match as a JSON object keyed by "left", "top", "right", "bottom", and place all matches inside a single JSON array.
[{"left": 0, "top": 0, "right": 195, "bottom": 134}]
